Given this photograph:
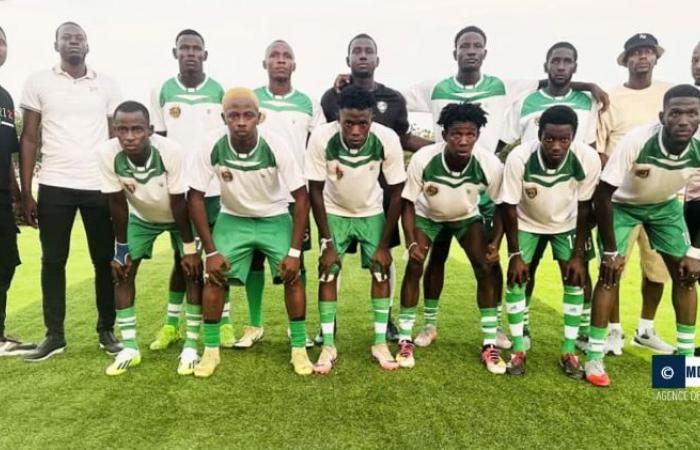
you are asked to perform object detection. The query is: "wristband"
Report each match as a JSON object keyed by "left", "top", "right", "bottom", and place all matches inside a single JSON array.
[
  {"left": 407, "top": 242, "right": 418, "bottom": 252},
  {"left": 686, "top": 247, "right": 700, "bottom": 260},
  {"left": 320, "top": 238, "right": 333, "bottom": 253},
  {"left": 114, "top": 241, "right": 129, "bottom": 266},
  {"left": 602, "top": 250, "right": 619, "bottom": 258},
  {"left": 288, "top": 248, "right": 301, "bottom": 258},
  {"left": 205, "top": 250, "right": 219, "bottom": 260},
  {"left": 182, "top": 241, "right": 197, "bottom": 256},
  {"left": 508, "top": 251, "right": 521, "bottom": 262}
]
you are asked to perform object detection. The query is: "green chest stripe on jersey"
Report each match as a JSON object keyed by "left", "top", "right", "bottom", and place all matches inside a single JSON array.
[
  {"left": 209, "top": 135, "right": 278, "bottom": 172},
  {"left": 523, "top": 149, "right": 585, "bottom": 187},
  {"left": 422, "top": 152, "right": 487, "bottom": 188},
  {"left": 430, "top": 75, "right": 506, "bottom": 102},
  {"left": 159, "top": 77, "right": 224, "bottom": 106},
  {"left": 114, "top": 147, "right": 166, "bottom": 184},
  {"left": 254, "top": 87, "right": 313, "bottom": 116},
  {"left": 520, "top": 90, "right": 593, "bottom": 117},
  {"left": 635, "top": 134, "right": 700, "bottom": 171},
  {"left": 325, "top": 132, "right": 385, "bottom": 168}
]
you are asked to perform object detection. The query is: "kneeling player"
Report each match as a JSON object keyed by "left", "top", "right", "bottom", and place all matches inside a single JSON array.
[
  {"left": 98, "top": 101, "right": 202, "bottom": 376},
  {"left": 585, "top": 85, "right": 700, "bottom": 387},
  {"left": 306, "top": 86, "right": 406, "bottom": 373},
  {"left": 398, "top": 102, "right": 506, "bottom": 374},
  {"left": 189, "top": 88, "right": 312, "bottom": 378},
  {"left": 498, "top": 105, "right": 601, "bottom": 377}
]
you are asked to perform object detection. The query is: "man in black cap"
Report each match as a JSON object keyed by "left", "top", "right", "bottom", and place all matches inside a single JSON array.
[{"left": 595, "top": 32, "right": 674, "bottom": 356}]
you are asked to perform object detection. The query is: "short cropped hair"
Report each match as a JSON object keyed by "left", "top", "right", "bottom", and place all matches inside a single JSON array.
[
  {"left": 437, "top": 102, "right": 489, "bottom": 131},
  {"left": 454, "top": 26, "right": 487, "bottom": 47},
  {"left": 538, "top": 105, "right": 578, "bottom": 138},
  {"left": 338, "top": 85, "right": 376, "bottom": 111},
  {"left": 113, "top": 101, "right": 150, "bottom": 123}
]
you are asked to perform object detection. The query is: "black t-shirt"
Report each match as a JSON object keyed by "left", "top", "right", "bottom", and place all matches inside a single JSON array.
[
  {"left": 320, "top": 82, "right": 410, "bottom": 136},
  {"left": 0, "top": 85, "right": 19, "bottom": 205}
]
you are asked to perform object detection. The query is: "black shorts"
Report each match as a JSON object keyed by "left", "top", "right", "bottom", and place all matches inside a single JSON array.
[{"left": 0, "top": 203, "right": 20, "bottom": 270}]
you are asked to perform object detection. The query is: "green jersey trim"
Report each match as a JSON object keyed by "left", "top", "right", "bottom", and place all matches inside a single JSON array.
[
  {"left": 635, "top": 132, "right": 700, "bottom": 171},
  {"left": 159, "top": 76, "right": 225, "bottom": 106},
  {"left": 114, "top": 146, "right": 165, "bottom": 184},
  {"left": 422, "top": 151, "right": 488, "bottom": 189},
  {"left": 209, "top": 134, "right": 278, "bottom": 172},
  {"left": 254, "top": 86, "right": 313, "bottom": 116},
  {"left": 520, "top": 89, "right": 593, "bottom": 117},
  {"left": 325, "top": 131, "right": 385, "bottom": 169},
  {"left": 430, "top": 75, "right": 506, "bottom": 103},
  {"left": 522, "top": 148, "right": 585, "bottom": 188}
]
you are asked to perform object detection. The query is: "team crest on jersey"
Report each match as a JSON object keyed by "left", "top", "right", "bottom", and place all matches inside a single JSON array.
[
  {"left": 123, "top": 182, "right": 136, "bottom": 193},
  {"left": 525, "top": 187, "right": 538, "bottom": 199},
  {"left": 635, "top": 169, "right": 650, "bottom": 178},
  {"left": 169, "top": 105, "right": 182, "bottom": 118},
  {"left": 335, "top": 165, "right": 344, "bottom": 180},
  {"left": 377, "top": 101, "right": 388, "bottom": 114},
  {"left": 425, "top": 184, "right": 439, "bottom": 196},
  {"left": 221, "top": 169, "right": 233, "bottom": 182}
]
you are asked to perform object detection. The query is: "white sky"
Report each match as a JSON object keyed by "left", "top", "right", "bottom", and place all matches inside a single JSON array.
[{"left": 1, "top": 0, "right": 699, "bottom": 119}]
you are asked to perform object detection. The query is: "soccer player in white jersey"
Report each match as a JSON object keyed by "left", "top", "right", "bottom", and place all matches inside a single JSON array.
[
  {"left": 585, "top": 85, "right": 700, "bottom": 387},
  {"left": 188, "top": 88, "right": 313, "bottom": 378},
  {"left": 397, "top": 102, "right": 506, "bottom": 374},
  {"left": 306, "top": 86, "right": 406, "bottom": 373},
  {"left": 97, "top": 101, "right": 202, "bottom": 376},
  {"left": 233, "top": 40, "right": 324, "bottom": 349},
  {"left": 148, "top": 29, "right": 231, "bottom": 351},
  {"left": 498, "top": 105, "right": 601, "bottom": 377}
]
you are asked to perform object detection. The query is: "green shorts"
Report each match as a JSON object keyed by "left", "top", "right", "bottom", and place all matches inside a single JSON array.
[
  {"left": 288, "top": 203, "right": 311, "bottom": 251},
  {"left": 204, "top": 196, "right": 221, "bottom": 228},
  {"left": 213, "top": 212, "right": 292, "bottom": 285},
  {"left": 435, "top": 192, "right": 494, "bottom": 243},
  {"left": 518, "top": 229, "right": 595, "bottom": 264},
  {"left": 128, "top": 215, "right": 183, "bottom": 260},
  {"left": 604, "top": 199, "right": 690, "bottom": 259},
  {"left": 416, "top": 215, "right": 481, "bottom": 243},
  {"left": 326, "top": 213, "right": 385, "bottom": 274}
]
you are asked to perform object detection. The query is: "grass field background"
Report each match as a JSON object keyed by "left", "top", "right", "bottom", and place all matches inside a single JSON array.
[{"left": 1, "top": 219, "right": 698, "bottom": 449}]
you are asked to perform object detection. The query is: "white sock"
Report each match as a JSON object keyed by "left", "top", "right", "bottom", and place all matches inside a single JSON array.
[
  {"left": 609, "top": 322, "right": 623, "bottom": 333},
  {"left": 638, "top": 318, "right": 654, "bottom": 334}
]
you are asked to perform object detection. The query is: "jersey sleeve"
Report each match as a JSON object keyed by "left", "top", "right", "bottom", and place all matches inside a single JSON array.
[
  {"left": 582, "top": 96, "right": 599, "bottom": 146},
  {"left": 379, "top": 128, "right": 407, "bottom": 186},
  {"left": 504, "top": 79, "right": 539, "bottom": 101},
  {"left": 150, "top": 86, "right": 166, "bottom": 133},
  {"left": 19, "top": 73, "right": 42, "bottom": 113},
  {"left": 499, "top": 147, "right": 525, "bottom": 205},
  {"left": 501, "top": 96, "right": 524, "bottom": 145},
  {"left": 189, "top": 137, "right": 216, "bottom": 193},
  {"left": 401, "top": 80, "right": 433, "bottom": 113},
  {"left": 309, "top": 98, "right": 327, "bottom": 133},
  {"left": 577, "top": 145, "right": 602, "bottom": 201},
  {"left": 270, "top": 136, "right": 305, "bottom": 193},
  {"left": 596, "top": 107, "right": 613, "bottom": 154},
  {"left": 161, "top": 140, "right": 188, "bottom": 195},
  {"left": 97, "top": 143, "right": 123, "bottom": 194},
  {"left": 600, "top": 132, "right": 642, "bottom": 187},
  {"left": 401, "top": 153, "right": 424, "bottom": 202},
  {"left": 304, "top": 127, "right": 329, "bottom": 182},
  {"left": 393, "top": 93, "right": 410, "bottom": 136}
]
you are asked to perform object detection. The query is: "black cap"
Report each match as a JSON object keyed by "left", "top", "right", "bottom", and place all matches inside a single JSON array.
[{"left": 617, "top": 33, "right": 664, "bottom": 66}]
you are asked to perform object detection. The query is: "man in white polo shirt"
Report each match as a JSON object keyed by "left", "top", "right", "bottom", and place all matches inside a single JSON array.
[{"left": 19, "top": 22, "right": 123, "bottom": 361}]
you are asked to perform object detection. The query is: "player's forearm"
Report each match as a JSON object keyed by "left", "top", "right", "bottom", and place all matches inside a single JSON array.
[
  {"left": 289, "top": 187, "right": 310, "bottom": 251},
  {"left": 379, "top": 183, "right": 404, "bottom": 249},
  {"left": 19, "top": 134, "right": 38, "bottom": 196},
  {"left": 593, "top": 183, "right": 616, "bottom": 253},
  {"left": 573, "top": 201, "right": 592, "bottom": 257},
  {"left": 309, "top": 181, "right": 332, "bottom": 240},
  {"left": 401, "top": 199, "right": 417, "bottom": 246},
  {"left": 502, "top": 204, "right": 520, "bottom": 254},
  {"left": 490, "top": 206, "right": 505, "bottom": 247},
  {"left": 170, "top": 194, "right": 194, "bottom": 243},
  {"left": 188, "top": 189, "right": 215, "bottom": 254},
  {"left": 108, "top": 193, "right": 129, "bottom": 243}
]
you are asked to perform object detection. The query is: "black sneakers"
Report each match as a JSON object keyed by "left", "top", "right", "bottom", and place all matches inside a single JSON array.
[
  {"left": 98, "top": 330, "right": 123, "bottom": 356},
  {"left": 0, "top": 335, "right": 37, "bottom": 356},
  {"left": 23, "top": 335, "right": 67, "bottom": 362}
]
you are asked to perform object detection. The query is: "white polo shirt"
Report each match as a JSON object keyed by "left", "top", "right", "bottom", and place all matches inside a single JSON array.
[{"left": 20, "top": 65, "right": 122, "bottom": 190}]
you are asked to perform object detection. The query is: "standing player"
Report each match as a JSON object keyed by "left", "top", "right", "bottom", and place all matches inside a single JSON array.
[
  {"left": 234, "top": 39, "right": 325, "bottom": 349},
  {"left": 499, "top": 105, "right": 601, "bottom": 377},
  {"left": 596, "top": 33, "right": 674, "bottom": 355},
  {"left": 98, "top": 101, "right": 202, "bottom": 376},
  {"left": 306, "top": 86, "right": 406, "bottom": 373},
  {"left": 20, "top": 22, "right": 123, "bottom": 361},
  {"left": 585, "top": 85, "right": 700, "bottom": 387},
  {"left": 188, "top": 88, "right": 312, "bottom": 378},
  {"left": 397, "top": 103, "right": 505, "bottom": 373},
  {"left": 0, "top": 26, "right": 36, "bottom": 355},
  {"left": 149, "top": 29, "right": 231, "bottom": 350}
]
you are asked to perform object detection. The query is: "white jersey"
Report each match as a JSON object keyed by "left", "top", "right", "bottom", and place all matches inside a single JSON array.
[
  {"left": 500, "top": 139, "right": 601, "bottom": 234},
  {"left": 98, "top": 134, "right": 187, "bottom": 224},
  {"left": 402, "top": 143, "right": 503, "bottom": 222},
  {"left": 402, "top": 75, "right": 537, "bottom": 151},
  {"left": 150, "top": 75, "right": 225, "bottom": 197},
  {"left": 305, "top": 121, "right": 407, "bottom": 218},
  {"left": 189, "top": 127, "right": 304, "bottom": 218},
  {"left": 602, "top": 122, "right": 700, "bottom": 205}
]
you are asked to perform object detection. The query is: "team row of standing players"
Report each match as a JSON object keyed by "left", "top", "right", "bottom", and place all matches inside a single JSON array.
[{"left": 2, "top": 23, "right": 700, "bottom": 387}]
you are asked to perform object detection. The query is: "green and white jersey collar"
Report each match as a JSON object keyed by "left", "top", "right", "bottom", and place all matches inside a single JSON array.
[
  {"left": 226, "top": 133, "right": 262, "bottom": 160},
  {"left": 174, "top": 74, "right": 210, "bottom": 93},
  {"left": 440, "top": 144, "right": 473, "bottom": 177}
]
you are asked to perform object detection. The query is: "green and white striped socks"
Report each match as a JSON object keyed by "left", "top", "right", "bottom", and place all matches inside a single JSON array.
[
  {"left": 184, "top": 303, "right": 202, "bottom": 350},
  {"left": 372, "top": 298, "right": 391, "bottom": 345},
  {"left": 505, "top": 284, "right": 526, "bottom": 352},
  {"left": 399, "top": 306, "right": 417, "bottom": 342},
  {"left": 203, "top": 322, "right": 220, "bottom": 349},
  {"left": 117, "top": 306, "right": 138, "bottom": 350},
  {"left": 677, "top": 323, "right": 696, "bottom": 356},
  {"left": 587, "top": 326, "right": 607, "bottom": 361},
  {"left": 579, "top": 303, "right": 591, "bottom": 338},
  {"left": 166, "top": 291, "right": 185, "bottom": 328},
  {"left": 319, "top": 301, "right": 337, "bottom": 347},
  {"left": 561, "top": 285, "right": 584, "bottom": 354},
  {"left": 480, "top": 307, "right": 498, "bottom": 347},
  {"left": 423, "top": 298, "right": 439, "bottom": 327},
  {"left": 289, "top": 320, "right": 307, "bottom": 349}
]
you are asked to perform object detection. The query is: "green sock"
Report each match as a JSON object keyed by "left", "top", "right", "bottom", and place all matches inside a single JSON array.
[
  {"left": 480, "top": 307, "right": 498, "bottom": 347},
  {"left": 184, "top": 303, "right": 202, "bottom": 350},
  {"left": 677, "top": 323, "right": 696, "bottom": 356},
  {"left": 372, "top": 298, "right": 391, "bottom": 345},
  {"left": 587, "top": 326, "right": 607, "bottom": 361},
  {"left": 246, "top": 270, "right": 265, "bottom": 327},
  {"left": 424, "top": 298, "right": 439, "bottom": 327},
  {"left": 505, "top": 284, "right": 526, "bottom": 352},
  {"left": 203, "top": 322, "right": 220, "bottom": 348},
  {"left": 524, "top": 295, "right": 531, "bottom": 333},
  {"left": 579, "top": 303, "right": 591, "bottom": 338},
  {"left": 561, "top": 285, "right": 584, "bottom": 355},
  {"left": 399, "top": 306, "right": 417, "bottom": 342},
  {"left": 117, "top": 306, "right": 138, "bottom": 350},
  {"left": 166, "top": 291, "right": 185, "bottom": 328},
  {"left": 319, "top": 301, "right": 337, "bottom": 347},
  {"left": 219, "top": 289, "right": 231, "bottom": 326},
  {"left": 289, "top": 319, "right": 307, "bottom": 348}
]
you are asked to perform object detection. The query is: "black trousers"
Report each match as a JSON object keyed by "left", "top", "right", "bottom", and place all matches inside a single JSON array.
[
  {"left": 0, "top": 203, "right": 20, "bottom": 337},
  {"left": 37, "top": 185, "right": 115, "bottom": 337}
]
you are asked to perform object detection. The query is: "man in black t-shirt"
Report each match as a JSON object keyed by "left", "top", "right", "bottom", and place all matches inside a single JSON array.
[
  {"left": 0, "top": 26, "right": 36, "bottom": 356},
  {"left": 320, "top": 33, "right": 431, "bottom": 342}
]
